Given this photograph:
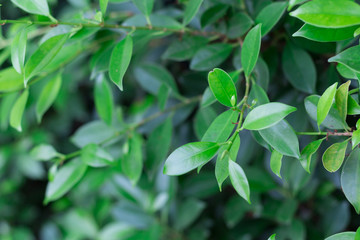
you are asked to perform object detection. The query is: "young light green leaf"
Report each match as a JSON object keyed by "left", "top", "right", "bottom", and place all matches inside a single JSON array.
[
  {"left": 299, "top": 139, "right": 324, "bottom": 173},
  {"left": 36, "top": 73, "right": 62, "bottom": 123},
  {"left": 132, "top": 0, "right": 154, "bottom": 17},
  {"left": 243, "top": 102, "right": 297, "bottom": 130},
  {"left": 163, "top": 142, "right": 220, "bottom": 176},
  {"left": 183, "top": 0, "right": 204, "bottom": 26},
  {"left": 31, "top": 144, "right": 61, "bottom": 161},
  {"left": 293, "top": 24, "right": 358, "bottom": 42},
  {"left": 322, "top": 141, "right": 348, "bottom": 172},
  {"left": 255, "top": 2, "right": 288, "bottom": 36},
  {"left": 317, "top": 83, "right": 338, "bottom": 127},
  {"left": 11, "top": 0, "right": 51, "bottom": 17},
  {"left": 190, "top": 43, "right": 233, "bottom": 71},
  {"left": 44, "top": 159, "right": 87, "bottom": 204},
  {"left": 215, "top": 134, "right": 240, "bottom": 191},
  {"left": 241, "top": 24, "right": 262, "bottom": 78},
  {"left": 259, "top": 120, "right": 300, "bottom": 158},
  {"left": 329, "top": 45, "right": 360, "bottom": 73},
  {"left": 11, "top": 28, "right": 27, "bottom": 74},
  {"left": 81, "top": 143, "right": 114, "bottom": 167},
  {"left": 352, "top": 129, "right": 360, "bottom": 149},
  {"left": 208, "top": 68, "right": 237, "bottom": 107},
  {"left": 341, "top": 148, "right": 360, "bottom": 214},
  {"left": 122, "top": 133, "right": 143, "bottom": 185},
  {"left": 25, "top": 34, "right": 69, "bottom": 85},
  {"left": 10, "top": 89, "right": 29, "bottom": 132},
  {"left": 0, "top": 67, "right": 24, "bottom": 92},
  {"left": 335, "top": 81, "right": 350, "bottom": 123},
  {"left": 290, "top": 0, "right": 360, "bottom": 28},
  {"left": 95, "top": 75, "right": 113, "bottom": 125},
  {"left": 268, "top": 234, "right": 276, "bottom": 240},
  {"left": 202, "top": 110, "right": 238, "bottom": 143},
  {"left": 228, "top": 160, "right": 250, "bottom": 203},
  {"left": 270, "top": 149, "right": 283, "bottom": 178},
  {"left": 109, "top": 35, "right": 133, "bottom": 91},
  {"left": 100, "top": 0, "right": 109, "bottom": 15}
]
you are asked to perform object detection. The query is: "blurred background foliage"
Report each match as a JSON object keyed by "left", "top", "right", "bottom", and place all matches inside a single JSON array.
[{"left": 1, "top": 0, "right": 360, "bottom": 239}]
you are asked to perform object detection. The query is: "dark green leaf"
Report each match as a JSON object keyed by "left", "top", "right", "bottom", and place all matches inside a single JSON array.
[
  {"left": 270, "top": 149, "right": 283, "bottom": 178},
  {"left": 293, "top": 24, "right": 359, "bottom": 42},
  {"left": 227, "top": 12, "right": 253, "bottom": 39},
  {"left": 248, "top": 82, "right": 269, "bottom": 107},
  {"left": 174, "top": 198, "right": 205, "bottom": 230},
  {"left": 317, "top": 83, "right": 338, "bottom": 127},
  {"left": 200, "top": 4, "right": 228, "bottom": 28},
  {"left": 157, "top": 84, "right": 170, "bottom": 111},
  {"left": 183, "top": 0, "right": 203, "bottom": 26},
  {"left": 241, "top": 24, "right": 262, "bottom": 77},
  {"left": 208, "top": 68, "right": 237, "bottom": 107},
  {"left": 163, "top": 142, "right": 220, "bottom": 176},
  {"left": 299, "top": 139, "right": 323, "bottom": 173},
  {"left": 10, "top": 89, "right": 29, "bottom": 132},
  {"left": 95, "top": 75, "right": 113, "bottom": 125},
  {"left": 255, "top": 2, "right": 288, "bottom": 36},
  {"left": 109, "top": 35, "right": 133, "bottom": 91},
  {"left": 194, "top": 107, "right": 217, "bottom": 139},
  {"left": 228, "top": 160, "right": 251, "bottom": 203},
  {"left": 322, "top": 140, "right": 348, "bottom": 172},
  {"left": 162, "top": 36, "right": 208, "bottom": 61},
  {"left": 11, "top": 28, "right": 27, "bottom": 74}
]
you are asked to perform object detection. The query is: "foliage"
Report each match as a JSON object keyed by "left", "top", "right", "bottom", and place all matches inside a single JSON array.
[{"left": 2, "top": 0, "right": 360, "bottom": 239}]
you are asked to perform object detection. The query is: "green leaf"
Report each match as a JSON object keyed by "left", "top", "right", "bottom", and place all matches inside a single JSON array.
[
  {"left": 241, "top": 24, "right": 262, "bottom": 78},
  {"left": 122, "top": 133, "right": 143, "bottom": 185},
  {"left": 146, "top": 117, "right": 172, "bottom": 178},
  {"left": 255, "top": 2, "right": 288, "bottom": 36},
  {"left": 24, "top": 34, "right": 69, "bottom": 85},
  {"left": 270, "top": 149, "right": 283, "bottom": 178},
  {"left": 81, "top": 143, "right": 114, "bottom": 167},
  {"left": 132, "top": 0, "right": 154, "bottom": 17},
  {"left": 44, "top": 159, "right": 87, "bottom": 204},
  {"left": 243, "top": 103, "right": 296, "bottom": 130},
  {"left": 325, "top": 232, "right": 355, "bottom": 240},
  {"left": 162, "top": 35, "right": 208, "bottom": 61},
  {"left": 194, "top": 107, "right": 217, "bottom": 139},
  {"left": 329, "top": 45, "right": 360, "bottom": 73},
  {"left": 10, "top": 89, "right": 29, "bottom": 132},
  {"left": 317, "top": 83, "right": 338, "bottom": 127},
  {"left": 268, "top": 234, "right": 276, "bottom": 240},
  {"left": 71, "top": 121, "right": 115, "bottom": 148},
  {"left": 248, "top": 82, "right": 269, "bottom": 106},
  {"left": 341, "top": 148, "right": 360, "bottom": 214},
  {"left": 202, "top": 110, "right": 238, "bottom": 143},
  {"left": 0, "top": 93, "right": 17, "bottom": 130},
  {"left": 228, "top": 160, "right": 251, "bottom": 203},
  {"left": 335, "top": 81, "right": 350, "bottom": 123},
  {"left": 100, "top": 0, "right": 109, "bottom": 15},
  {"left": 348, "top": 95, "right": 360, "bottom": 115},
  {"left": 174, "top": 198, "right": 206, "bottom": 231},
  {"left": 290, "top": 0, "right": 360, "bottom": 28},
  {"left": 226, "top": 12, "right": 253, "bottom": 39},
  {"left": 322, "top": 141, "right": 348, "bottom": 172},
  {"left": 98, "top": 223, "right": 135, "bottom": 240},
  {"left": 356, "top": 227, "right": 360, "bottom": 240},
  {"left": 353, "top": 129, "right": 360, "bottom": 149},
  {"left": 157, "top": 84, "right": 170, "bottom": 110},
  {"left": 11, "top": 0, "right": 50, "bottom": 17},
  {"left": 208, "top": 68, "right": 237, "bottom": 107},
  {"left": 259, "top": 120, "right": 300, "bottom": 158},
  {"left": 190, "top": 43, "right": 233, "bottom": 71},
  {"left": 299, "top": 139, "right": 323, "bottom": 173},
  {"left": 282, "top": 42, "right": 316, "bottom": 93},
  {"left": 183, "top": 0, "right": 203, "bottom": 26},
  {"left": 31, "top": 144, "right": 61, "bottom": 161},
  {"left": 200, "top": 4, "right": 228, "bottom": 28},
  {"left": 0, "top": 67, "right": 24, "bottom": 92},
  {"left": 11, "top": 28, "right": 27, "bottom": 74},
  {"left": 163, "top": 142, "right": 220, "bottom": 176},
  {"left": 95, "top": 75, "right": 113, "bottom": 125},
  {"left": 109, "top": 35, "right": 133, "bottom": 91},
  {"left": 36, "top": 73, "right": 62, "bottom": 123},
  {"left": 215, "top": 134, "right": 240, "bottom": 191},
  {"left": 293, "top": 24, "right": 359, "bottom": 42}
]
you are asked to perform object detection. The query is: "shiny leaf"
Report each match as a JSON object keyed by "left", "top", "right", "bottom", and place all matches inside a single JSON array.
[
  {"left": 241, "top": 24, "right": 262, "bottom": 77},
  {"left": 317, "top": 83, "right": 338, "bottom": 127},
  {"left": 10, "top": 89, "right": 29, "bottom": 132},
  {"left": 322, "top": 141, "right": 348, "bottom": 172},
  {"left": 229, "top": 160, "right": 250, "bottom": 203},
  {"left": 208, "top": 68, "right": 237, "bottom": 107}
]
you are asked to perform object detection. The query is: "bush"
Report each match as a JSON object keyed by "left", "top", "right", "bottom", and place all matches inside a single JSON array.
[{"left": 1, "top": 0, "right": 360, "bottom": 239}]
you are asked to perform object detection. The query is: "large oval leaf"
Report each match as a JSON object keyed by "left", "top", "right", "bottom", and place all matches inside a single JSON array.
[
  {"left": 329, "top": 45, "right": 360, "bottom": 73},
  {"left": 290, "top": 0, "right": 360, "bottom": 28},
  {"left": 322, "top": 141, "right": 348, "bottom": 172},
  {"left": 241, "top": 24, "right": 262, "bottom": 78},
  {"left": 202, "top": 110, "right": 238, "bottom": 143},
  {"left": 229, "top": 160, "right": 250, "bottom": 203},
  {"left": 317, "top": 83, "right": 338, "bottom": 127},
  {"left": 109, "top": 35, "right": 133, "bottom": 91},
  {"left": 10, "top": 89, "right": 29, "bottom": 132},
  {"left": 163, "top": 142, "right": 220, "bottom": 176},
  {"left": 208, "top": 68, "right": 237, "bottom": 107},
  {"left": 243, "top": 102, "right": 297, "bottom": 130},
  {"left": 293, "top": 24, "right": 359, "bottom": 42},
  {"left": 255, "top": 2, "right": 288, "bottom": 36}
]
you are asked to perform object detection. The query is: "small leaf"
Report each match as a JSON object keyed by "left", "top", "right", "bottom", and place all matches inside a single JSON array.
[
  {"left": 163, "top": 142, "right": 220, "bottom": 176},
  {"left": 11, "top": 28, "right": 27, "bottom": 74},
  {"left": 36, "top": 73, "right": 62, "bottom": 123},
  {"left": 122, "top": 133, "right": 143, "bottom": 185},
  {"left": 132, "top": 0, "right": 154, "bottom": 17},
  {"left": 329, "top": 45, "right": 360, "bottom": 73},
  {"left": 270, "top": 149, "right": 283, "bottom": 178},
  {"left": 299, "top": 139, "right": 324, "bottom": 173},
  {"left": 94, "top": 75, "right": 113, "bottom": 125},
  {"left": 109, "top": 35, "right": 133, "bottom": 91},
  {"left": 255, "top": 2, "right": 288, "bottom": 36},
  {"left": 293, "top": 24, "right": 359, "bottom": 42},
  {"left": 335, "top": 81, "right": 350, "bottom": 123},
  {"left": 31, "top": 144, "right": 61, "bottom": 161},
  {"left": 11, "top": 0, "right": 51, "bottom": 17},
  {"left": 10, "top": 89, "right": 29, "bottom": 132},
  {"left": 44, "top": 159, "right": 87, "bottom": 204},
  {"left": 202, "top": 110, "right": 238, "bottom": 143},
  {"left": 228, "top": 160, "right": 250, "bottom": 203},
  {"left": 317, "top": 83, "right": 338, "bottom": 127},
  {"left": 241, "top": 24, "right": 262, "bottom": 77},
  {"left": 268, "top": 234, "right": 276, "bottom": 240},
  {"left": 25, "top": 34, "right": 69, "bottom": 85},
  {"left": 341, "top": 148, "right": 360, "bottom": 214},
  {"left": 352, "top": 129, "right": 360, "bottom": 149},
  {"left": 208, "top": 68, "right": 237, "bottom": 107},
  {"left": 81, "top": 143, "right": 114, "bottom": 167},
  {"left": 243, "top": 102, "right": 297, "bottom": 130},
  {"left": 322, "top": 141, "right": 348, "bottom": 172},
  {"left": 290, "top": 0, "right": 360, "bottom": 28},
  {"left": 183, "top": 0, "right": 204, "bottom": 26},
  {"left": 100, "top": 0, "right": 109, "bottom": 15}
]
